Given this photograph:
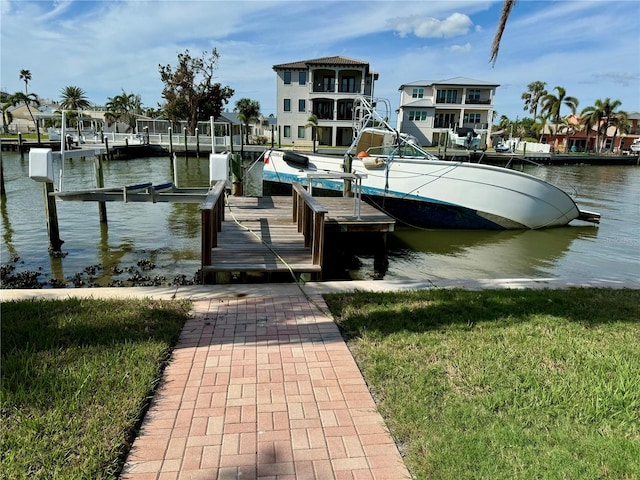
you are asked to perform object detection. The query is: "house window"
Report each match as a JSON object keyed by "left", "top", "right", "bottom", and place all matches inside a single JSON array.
[
  {"left": 323, "top": 76, "right": 334, "bottom": 92},
  {"left": 467, "top": 89, "right": 481, "bottom": 101},
  {"left": 298, "top": 99, "right": 306, "bottom": 112},
  {"left": 463, "top": 113, "right": 481, "bottom": 124},
  {"left": 435, "top": 113, "right": 456, "bottom": 128},
  {"left": 408, "top": 110, "right": 428, "bottom": 121},
  {"left": 436, "top": 89, "right": 458, "bottom": 104},
  {"left": 412, "top": 88, "right": 424, "bottom": 98},
  {"left": 283, "top": 125, "right": 291, "bottom": 138},
  {"left": 284, "top": 98, "right": 291, "bottom": 112},
  {"left": 298, "top": 126, "right": 306, "bottom": 139},
  {"left": 340, "top": 76, "right": 356, "bottom": 93},
  {"left": 284, "top": 71, "right": 291, "bottom": 84},
  {"left": 299, "top": 71, "right": 307, "bottom": 85}
]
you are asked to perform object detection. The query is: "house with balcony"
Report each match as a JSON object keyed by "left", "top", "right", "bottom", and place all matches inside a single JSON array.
[
  {"left": 396, "top": 77, "right": 499, "bottom": 148},
  {"left": 273, "top": 56, "right": 377, "bottom": 148}
]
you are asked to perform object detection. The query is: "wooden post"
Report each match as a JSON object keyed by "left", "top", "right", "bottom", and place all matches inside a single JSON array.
[
  {"left": 0, "top": 151, "right": 5, "bottom": 196},
  {"left": 184, "top": 127, "right": 188, "bottom": 161},
  {"left": 105, "top": 137, "right": 111, "bottom": 160},
  {"left": 95, "top": 155, "right": 107, "bottom": 223},
  {"left": 168, "top": 127, "right": 174, "bottom": 156},
  {"left": 43, "top": 181, "right": 64, "bottom": 252},
  {"left": 196, "top": 130, "right": 200, "bottom": 158},
  {"left": 18, "top": 133, "right": 23, "bottom": 155},
  {"left": 343, "top": 154, "right": 353, "bottom": 197}
]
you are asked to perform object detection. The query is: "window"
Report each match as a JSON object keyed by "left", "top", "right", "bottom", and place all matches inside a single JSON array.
[
  {"left": 284, "top": 71, "right": 291, "bottom": 84},
  {"left": 340, "top": 76, "right": 356, "bottom": 93},
  {"left": 298, "top": 126, "right": 306, "bottom": 139},
  {"left": 467, "top": 89, "right": 480, "bottom": 101},
  {"left": 283, "top": 125, "right": 291, "bottom": 138},
  {"left": 299, "top": 71, "right": 306, "bottom": 85},
  {"left": 436, "top": 89, "right": 458, "bottom": 104},
  {"left": 284, "top": 98, "right": 291, "bottom": 112},
  {"left": 322, "top": 76, "right": 334, "bottom": 92},
  {"left": 435, "top": 113, "right": 456, "bottom": 128},
  {"left": 298, "top": 99, "right": 306, "bottom": 112},
  {"left": 412, "top": 88, "right": 424, "bottom": 98},
  {"left": 408, "top": 110, "right": 428, "bottom": 121},
  {"left": 463, "top": 113, "right": 481, "bottom": 124}
]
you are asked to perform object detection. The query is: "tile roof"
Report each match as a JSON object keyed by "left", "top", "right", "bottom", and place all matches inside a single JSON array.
[{"left": 273, "top": 56, "right": 370, "bottom": 70}]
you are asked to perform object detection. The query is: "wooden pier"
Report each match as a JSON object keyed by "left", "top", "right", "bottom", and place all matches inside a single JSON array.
[{"left": 200, "top": 181, "right": 395, "bottom": 284}]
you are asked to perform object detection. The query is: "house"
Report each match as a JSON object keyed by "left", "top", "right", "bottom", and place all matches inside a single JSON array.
[
  {"left": 396, "top": 77, "right": 499, "bottom": 148},
  {"left": 538, "top": 111, "right": 640, "bottom": 153},
  {"left": 273, "top": 56, "right": 377, "bottom": 148}
]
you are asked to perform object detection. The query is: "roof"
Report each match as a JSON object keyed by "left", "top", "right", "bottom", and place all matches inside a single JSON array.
[
  {"left": 399, "top": 99, "right": 434, "bottom": 108},
  {"left": 399, "top": 76, "right": 500, "bottom": 89},
  {"left": 273, "top": 56, "right": 370, "bottom": 70}
]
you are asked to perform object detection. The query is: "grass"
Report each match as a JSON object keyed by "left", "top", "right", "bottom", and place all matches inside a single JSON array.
[
  {"left": 324, "top": 288, "right": 640, "bottom": 480},
  {"left": 0, "top": 297, "right": 191, "bottom": 479}
]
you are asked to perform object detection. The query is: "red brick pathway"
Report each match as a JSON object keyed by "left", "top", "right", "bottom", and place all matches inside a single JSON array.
[{"left": 121, "top": 293, "right": 411, "bottom": 480}]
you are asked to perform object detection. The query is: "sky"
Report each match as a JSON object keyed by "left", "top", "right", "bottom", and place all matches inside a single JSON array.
[{"left": 1, "top": 0, "right": 639, "bottom": 126}]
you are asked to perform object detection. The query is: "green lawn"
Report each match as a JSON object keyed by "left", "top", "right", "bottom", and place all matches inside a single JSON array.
[
  {"left": 324, "top": 288, "right": 640, "bottom": 480},
  {"left": 0, "top": 298, "right": 191, "bottom": 479}
]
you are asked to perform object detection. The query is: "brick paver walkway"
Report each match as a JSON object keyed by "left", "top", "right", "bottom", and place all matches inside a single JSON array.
[{"left": 121, "top": 293, "right": 410, "bottom": 480}]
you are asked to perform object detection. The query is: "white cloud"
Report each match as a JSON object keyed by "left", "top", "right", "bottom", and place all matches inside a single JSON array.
[
  {"left": 448, "top": 43, "right": 472, "bottom": 54},
  {"left": 392, "top": 12, "right": 473, "bottom": 38}
]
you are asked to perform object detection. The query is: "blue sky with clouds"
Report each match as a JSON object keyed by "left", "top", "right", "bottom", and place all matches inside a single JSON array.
[{"left": 1, "top": 0, "right": 638, "bottom": 124}]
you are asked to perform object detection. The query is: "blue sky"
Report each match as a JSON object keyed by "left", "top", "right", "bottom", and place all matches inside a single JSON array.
[{"left": 1, "top": 0, "right": 638, "bottom": 124}]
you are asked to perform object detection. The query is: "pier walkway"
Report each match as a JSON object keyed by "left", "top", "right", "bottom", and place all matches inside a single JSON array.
[{"left": 201, "top": 183, "right": 395, "bottom": 284}]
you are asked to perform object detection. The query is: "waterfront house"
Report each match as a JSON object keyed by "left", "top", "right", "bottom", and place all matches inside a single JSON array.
[
  {"left": 396, "top": 77, "right": 499, "bottom": 148},
  {"left": 273, "top": 56, "right": 377, "bottom": 148}
]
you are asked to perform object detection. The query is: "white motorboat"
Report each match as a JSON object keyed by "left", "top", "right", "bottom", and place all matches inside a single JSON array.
[
  {"left": 263, "top": 96, "right": 600, "bottom": 230},
  {"left": 630, "top": 139, "right": 640, "bottom": 153}
]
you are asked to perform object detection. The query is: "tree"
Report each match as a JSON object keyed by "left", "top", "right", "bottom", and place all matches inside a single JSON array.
[
  {"left": 105, "top": 90, "right": 142, "bottom": 133},
  {"left": 1, "top": 92, "right": 14, "bottom": 134},
  {"left": 159, "top": 49, "right": 234, "bottom": 134},
  {"left": 610, "top": 110, "right": 629, "bottom": 152},
  {"left": 306, "top": 114, "right": 319, "bottom": 153},
  {"left": 540, "top": 86, "right": 579, "bottom": 150},
  {"left": 521, "top": 81, "right": 547, "bottom": 119},
  {"left": 11, "top": 92, "right": 41, "bottom": 142},
  {"left": 19, "top": 69, "right": 31, "bottom": 94},
  {"left": 234, "top": 98, "right": 260, "bottom": 145},
  {"left": 490, "top": 0, "right": 517, "bottom": 65},
  {"left": 60, "top": 86, "right": 91, "bottom": 140},
  {"left": 580, "top": 98, "right": 623, "bottom": 152}
]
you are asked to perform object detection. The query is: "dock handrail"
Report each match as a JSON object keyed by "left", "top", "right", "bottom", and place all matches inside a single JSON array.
[
  {"left": 200, "top": 180, "right": 227, "bottom": 271},
  {"left": 292, "top": 182, "right": 328, "bottom": 267}
]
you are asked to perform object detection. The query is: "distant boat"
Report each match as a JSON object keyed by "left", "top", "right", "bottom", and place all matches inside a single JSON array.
[
  {"left": 631, "top": 138, "right": 640, "bottom": 153},
  {"left": 263, "top": 96, "right": 600, "bottom": 230},
  {"left": 448, "top": 126, "right": 481, "bottom": 150}
]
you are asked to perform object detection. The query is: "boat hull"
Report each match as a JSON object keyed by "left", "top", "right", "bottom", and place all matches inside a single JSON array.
[{"left": 263, "top": 150, "right": 581, "bottom": 230}]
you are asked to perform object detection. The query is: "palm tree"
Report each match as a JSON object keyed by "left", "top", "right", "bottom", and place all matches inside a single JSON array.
[
  {"left": 580, "top": 98, "right": 622, "bottom": 153},
  {"left": 59, "top": 86, "right": 91, "bottom": 139},
  {"left": 610, "top": 110, "right": 629, "bottom": 152},
  {"left": 490, "top": 0, "right": 517, "bottom": 65},
  {"left": 19, "top": 69, "right": 31, "bottom": 94},
  {"left": 105, "top": 90, "right": 141, "bottom": 133},
  {"left": 1, "top": 92, "right": 14, "bottom": 134},
  {"left": 305, "top": 114, "right": 319, "bottom": 153},
  {"left": 234, "top": 98, "right": 260, "bottom": 145},
  {"left": 540, "top": 86, "right": 579, "bottom": 151},
  {"left": 11, "top": 91, "right": 41, "bottom": 142},
  {"left": 521, "top": 81, "right": 547, "bottom": 119}
]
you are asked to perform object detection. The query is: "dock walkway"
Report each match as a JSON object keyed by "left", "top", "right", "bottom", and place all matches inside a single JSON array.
[{"left": 201, "top": 193, "right": 395, "bottom": 283}]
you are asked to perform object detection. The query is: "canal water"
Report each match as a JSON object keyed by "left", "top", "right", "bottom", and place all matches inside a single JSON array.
[{"left": 1, "top": 151, "right": 638, "bottom": 287}]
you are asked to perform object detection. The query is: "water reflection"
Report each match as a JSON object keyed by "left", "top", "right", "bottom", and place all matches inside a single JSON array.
[{"left": 386, "top": 226, "right": 599, "bottom": 280}]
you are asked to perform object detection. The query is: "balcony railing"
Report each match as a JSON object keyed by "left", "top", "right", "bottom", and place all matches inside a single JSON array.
[{"left": 464, "top": 99, "right": 492, "bottom": 105}]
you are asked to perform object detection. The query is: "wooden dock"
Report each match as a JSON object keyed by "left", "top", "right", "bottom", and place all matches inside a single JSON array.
[{"left": 200, "top": 182, "right": 394, "bottom": 283}]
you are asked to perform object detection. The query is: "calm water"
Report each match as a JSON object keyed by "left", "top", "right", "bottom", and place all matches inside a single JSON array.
[{"left": 1, "top": 151, "right": 638, "bottom": 287}]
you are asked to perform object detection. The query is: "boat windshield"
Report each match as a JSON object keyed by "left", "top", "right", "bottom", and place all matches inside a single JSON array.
[{"left": 367, "top": 143, "right": 432, "bottom": 158}]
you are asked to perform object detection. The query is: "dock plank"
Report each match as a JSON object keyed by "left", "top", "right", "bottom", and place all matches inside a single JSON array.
[{"left": 202, "top": 194, "right": 394, "bottom": 281}]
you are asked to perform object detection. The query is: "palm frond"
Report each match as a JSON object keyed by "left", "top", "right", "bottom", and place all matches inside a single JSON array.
[{"left": 490, "top": 0, "right": 517, "bottom": 66}]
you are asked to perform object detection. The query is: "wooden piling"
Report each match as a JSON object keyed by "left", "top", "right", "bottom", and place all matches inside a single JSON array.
[
  {"left": 168, "top": 127, "right": 174, "bottom": 156},
  {"left": 95, "top": 155, "right": 107, "bottom": 223},
  {"left": 196, "top": 130, "right": 200, "bottom": 158},
  {"left": 44, "top": 181, "right": 64, "bottom": 252},
  {"left": 183, "top": 127, "right": 188, "bottom": 161}
]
